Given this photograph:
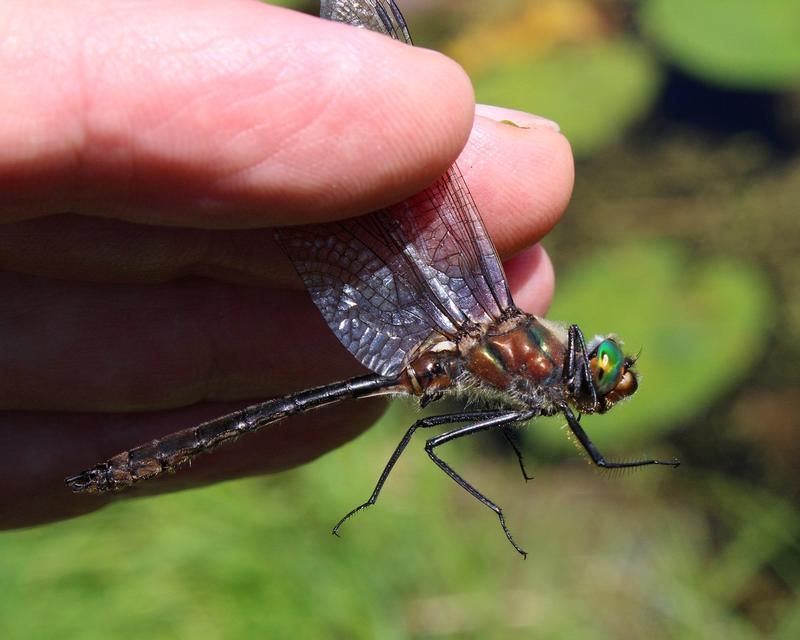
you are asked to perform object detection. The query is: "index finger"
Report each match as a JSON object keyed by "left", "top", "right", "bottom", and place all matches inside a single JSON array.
[{"left": 0, "top": 0, "right": 474, "bottom": 227}]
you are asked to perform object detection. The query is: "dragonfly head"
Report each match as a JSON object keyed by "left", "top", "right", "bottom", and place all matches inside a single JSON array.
[{"left": 587, "top": 336, "right": 638, "bottom": 413}]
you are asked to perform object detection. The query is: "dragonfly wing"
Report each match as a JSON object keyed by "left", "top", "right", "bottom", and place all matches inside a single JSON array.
[
  {"left": 320, "top": 0, "right": 413, "bottom": 44},
  {"left": 278, "top": 0, "right": 515, "bottom": 377},
  {"left": 276, "top": 166, "right": 514, "bottom": 377},
  {"left": 277, "top": 217, "right": 445, "bottom": 377},
  {"left": 373, "top": 164, "right": 514, "bottom": 333}
]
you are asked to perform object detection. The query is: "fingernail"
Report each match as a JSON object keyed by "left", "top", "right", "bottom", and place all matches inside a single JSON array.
[{"left": 475, "top": 104, "right": 560, "bottom": 132}]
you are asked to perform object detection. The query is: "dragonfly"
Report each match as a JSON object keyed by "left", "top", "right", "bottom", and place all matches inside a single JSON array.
[{"left": 66, "top": 0, "right": 679, "bottom": 556}]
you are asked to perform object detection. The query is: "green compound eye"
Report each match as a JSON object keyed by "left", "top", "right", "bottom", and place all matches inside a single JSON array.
[{"left": 589, "top": 339, "right": 624, "bottom": 396}]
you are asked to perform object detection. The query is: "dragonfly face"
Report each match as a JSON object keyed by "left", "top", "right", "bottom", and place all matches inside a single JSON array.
[{"left": 66, "top": 0, "right": 678, "bottom": 556}]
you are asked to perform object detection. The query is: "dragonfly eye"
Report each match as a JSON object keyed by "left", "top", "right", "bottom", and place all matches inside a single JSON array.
[{"left": 589, "top": 339, "right": 624, "bottom": 396}]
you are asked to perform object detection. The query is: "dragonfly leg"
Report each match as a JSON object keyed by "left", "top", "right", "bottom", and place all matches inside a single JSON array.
[
  {"left": 332, "top": 411, "right": 509, "bottom": 537},
  {"left": 501, "top": 427, "right": 534, "bottom": 481},
  {"left": 565, "top": 324, "right": 597, "bottom": 410},
  {"left": 425, "top": 411, "right": 534, "bottom": 557},
  {"left": 561, "top": 404, "right": 680, "bottom": 469}
]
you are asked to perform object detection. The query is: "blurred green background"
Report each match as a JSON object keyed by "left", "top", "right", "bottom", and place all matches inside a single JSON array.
[{"left": 3, "top": 0, "right": 799, "bottom": 637}]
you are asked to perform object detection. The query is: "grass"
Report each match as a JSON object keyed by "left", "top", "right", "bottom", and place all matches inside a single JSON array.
[{"left": 2, "top": 404, "right": 794, "bottom": 639}]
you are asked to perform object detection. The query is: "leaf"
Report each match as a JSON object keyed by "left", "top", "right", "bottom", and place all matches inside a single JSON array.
[
  {"left": 465, "top": 39, "right": 662, "bottom": 156},
  {"left": 639, "top": 0, "right": 800, "bottom": 90}
]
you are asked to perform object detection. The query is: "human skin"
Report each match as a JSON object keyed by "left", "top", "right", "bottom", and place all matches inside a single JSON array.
[{"left": 0, "top": 0, "right": 574, "bottom": 528}]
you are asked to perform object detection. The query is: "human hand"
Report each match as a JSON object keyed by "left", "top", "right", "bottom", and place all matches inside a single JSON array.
[{"left": 0, "top": 0, "right": 573, "bottom": 527}]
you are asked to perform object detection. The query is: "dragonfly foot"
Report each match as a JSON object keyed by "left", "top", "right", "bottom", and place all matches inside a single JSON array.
[
  {"left": 332, "top": 502, "right": 372, "bottom": 537},
  {"left": 497, "top": 510, "right": 527, "bottom": 558}
]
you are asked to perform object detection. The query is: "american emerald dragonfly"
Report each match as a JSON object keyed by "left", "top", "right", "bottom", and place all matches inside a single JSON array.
[{"left": 66, "top": 0, "right": 679, "bottom": 556}]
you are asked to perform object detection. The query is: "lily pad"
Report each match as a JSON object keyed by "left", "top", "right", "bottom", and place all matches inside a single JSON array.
[
  {"left": 639, "top": 0, "right": 800, "bottom": 90},
  {"left": 530, "top": 241, "right": 773, "bottom": 451},
  {"left": 463, "top": 39, "right": 662, "bottom": 156}
]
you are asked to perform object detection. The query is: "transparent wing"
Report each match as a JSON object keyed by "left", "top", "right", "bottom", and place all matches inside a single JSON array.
[
  {"left": 278, "top": 0, "right": 515, "bottom": 376},
  {"left": 276, "top": 165, "right": 513, "bottom": 377},
  {"left": 320, "top": 0, "right": 413, "bottom": 44}
]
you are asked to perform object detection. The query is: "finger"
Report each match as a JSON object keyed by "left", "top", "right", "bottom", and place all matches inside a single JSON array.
[
  {"left": 0, "top": 398, "right": 386, "bottom": 528},
  {"left": 0, "top": 0, "right": 474, "bottom": 226},
  {"left": 1, "top": 272, "right": 365, "bottom": 411},
  {"left": 0, "top": 117, "right": 572, "bottom": 284},
  {"left": 465, "top": 107, "right": 573, "bottom": 257},
  {"left": 0, "top": 240, "right": 555, "bottom": 412},
  {"left": 472, "top": 104, "right": 561, "bottom": 132},
  {"left": 504, "top": 244, "right": 555, "bottom": 315}
]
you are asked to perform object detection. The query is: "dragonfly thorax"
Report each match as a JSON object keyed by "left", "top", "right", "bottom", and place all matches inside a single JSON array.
[
  {"left": 462, "top": 315, "right": 567, "bottom": 392},
  {"left": 399, "top": 349, "right": 460, "bottom": 405}
]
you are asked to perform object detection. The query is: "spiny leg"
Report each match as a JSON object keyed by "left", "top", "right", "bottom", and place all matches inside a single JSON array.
[
  {"left": 425, "top": 412, "right": 534, "bottom": 557},
  {"left": 565, "top": 324, "right": 597, "bottom": 408},
  {"left": 561, "top": 404, "right": 680, "bottom": 469},
  {"left": 332, "top": 411, "right": 510, "bottom": 536},
  {"left": 502, "top": 427, "right": 534, "bottom": 481}
]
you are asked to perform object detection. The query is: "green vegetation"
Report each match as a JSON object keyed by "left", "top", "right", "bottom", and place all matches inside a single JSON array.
[
  {"left": 469, "top": 40, "right": 662, "bottom": 156},
  {"left": 3, "top": 410, "right": 796, "bottom": 639},
  {"left": 640, "top": 0, "right": 800, "bottom": 89},
  {"left": 445, "top": 0, "right": 663, "bottom": 156}
]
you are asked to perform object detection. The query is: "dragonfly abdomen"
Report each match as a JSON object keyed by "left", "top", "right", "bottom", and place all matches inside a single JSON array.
[{"left": 66, "top": 374, "right": 394, "bottom": 494}]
